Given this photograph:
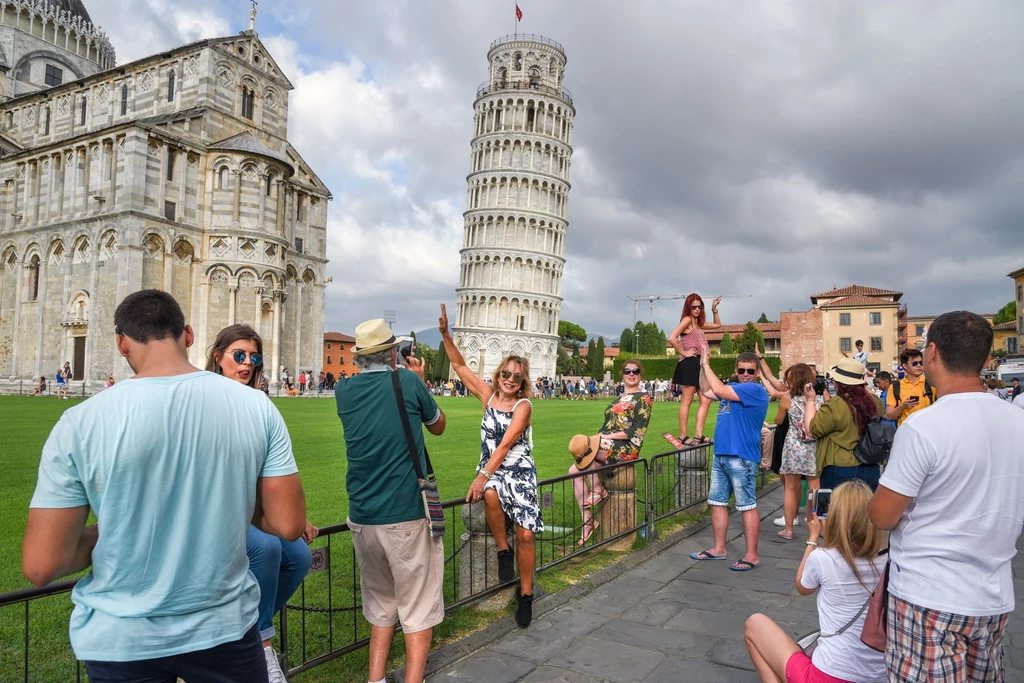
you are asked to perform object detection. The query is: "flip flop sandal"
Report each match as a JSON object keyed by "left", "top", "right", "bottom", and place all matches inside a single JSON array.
[
  {"left": 777, "top": 530, "right": 793, "bottom": 540},
  {"left": 730, "top": 560, "right": 760, "bottom": 571},
  {"left": 682, "top": 437, "right": 701, "bottom": 447},
  {"left": 690, "top": 550, "right": 728, "bottom": 561},
  {"left": 696, "top": 436, "right": 714, "bottom": 445},
  {"left": 586, "top": 490, "right": 609, "bottom": 507},
  {"left": 578, "top": 519, "right": 600, "bottom": 546}
]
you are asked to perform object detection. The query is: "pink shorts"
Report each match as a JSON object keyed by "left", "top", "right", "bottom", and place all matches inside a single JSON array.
[{"left": 786, "top": 652, "right": 851, "bottom": 683}]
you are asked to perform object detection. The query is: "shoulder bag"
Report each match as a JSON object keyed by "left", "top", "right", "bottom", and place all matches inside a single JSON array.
[
  {"left": 860, "top": 550, "right": 890, "bottom": 652},
  {"left": 798, "top": 591, "right": 872, "bottom": 656},
  {"left": 391, "top": 370, "right": 445, "bottom": 537}
]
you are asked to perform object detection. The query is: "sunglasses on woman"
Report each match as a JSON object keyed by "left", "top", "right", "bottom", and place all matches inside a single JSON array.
[
  {"left": 500, "top": 369, "right": 523, "bottom": 383},
  {"left": 622, "top": 368, "right": 641, "bottom": 376},
  {"left": 691, "top": 304, "right": 703, "bottom": 310},
  {"left": 736, "top": 368, "right": 757, "bottom": 375},
  {"left": 232, "top": 350, "right": 263, "bottom": 366}
]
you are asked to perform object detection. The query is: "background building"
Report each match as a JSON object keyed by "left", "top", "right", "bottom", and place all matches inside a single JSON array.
[
  {"left": 323, "top": 331, "right": 357, "bottom": 378},
  {"left": 450, "top": 33, "right": 575, "bottom": 379},
  {"left": 1010, "top": 266, "right": 1024, "bottom": 355},
  {"left": 0, "top": 2, "right": 330, "bottom": 391},
  {"left": 702, "top": 323, "right": 781, "bottom": 356},
  {"left": 781, "top": 285, "right": 904, "bottom": 374}
]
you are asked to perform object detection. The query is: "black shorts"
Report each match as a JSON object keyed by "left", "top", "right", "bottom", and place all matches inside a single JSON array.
[{"left": 672, "top": 356, "right": 701, "bottom": 387}]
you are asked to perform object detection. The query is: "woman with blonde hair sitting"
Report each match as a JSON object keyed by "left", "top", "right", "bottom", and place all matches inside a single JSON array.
[{"left": 744, "top": 479, "right": 886, "bottom": 683}]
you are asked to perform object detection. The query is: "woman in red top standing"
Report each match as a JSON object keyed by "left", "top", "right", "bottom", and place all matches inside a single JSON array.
[{"left": 669, "top": 294, "right": 722, "bottom": 445}]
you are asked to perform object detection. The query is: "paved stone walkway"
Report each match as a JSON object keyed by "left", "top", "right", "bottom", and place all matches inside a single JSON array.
[{"left": 432, "top": 485, "right": 1024, "bottom": 682}]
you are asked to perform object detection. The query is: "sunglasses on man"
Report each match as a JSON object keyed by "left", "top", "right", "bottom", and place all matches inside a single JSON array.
[
  {"left": 736, "top": 368, "right": 757, "bottom": 376},
  {"left": 232, "top": 350, "right": 263, "bottom": 366},
  {"left": 909, "top": 360, "right": 923, "bottom": 367}
]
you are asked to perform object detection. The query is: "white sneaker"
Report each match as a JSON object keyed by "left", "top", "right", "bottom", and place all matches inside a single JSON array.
[
  {"left": 264, "top": 646, "right": 287, "bottom": 683},
  {"left": 773, "top": 516, "right": 799, "bottom": 527}
]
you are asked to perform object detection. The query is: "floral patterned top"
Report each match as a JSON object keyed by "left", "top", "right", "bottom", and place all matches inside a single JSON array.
[{"left": 600, "top": 391, "right": 653, "bottom": 462}]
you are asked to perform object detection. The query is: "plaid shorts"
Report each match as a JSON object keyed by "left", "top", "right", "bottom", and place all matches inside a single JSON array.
[{"left": 886, "top": 594, "right": 1009, "bottom": 682}]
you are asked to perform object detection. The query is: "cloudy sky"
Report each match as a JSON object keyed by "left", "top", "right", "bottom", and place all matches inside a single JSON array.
[{"left": 88, "top": 0, "right": 1024, "bottom": 339}]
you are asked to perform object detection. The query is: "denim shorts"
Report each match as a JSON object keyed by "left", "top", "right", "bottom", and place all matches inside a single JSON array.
[{"left": 708, "top": 455, "right": 759, "bottom": 511}]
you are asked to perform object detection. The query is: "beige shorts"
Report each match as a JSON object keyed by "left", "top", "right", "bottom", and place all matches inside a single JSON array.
[{"left": 347, "top": 517, "right": 445, "bottom": 633}]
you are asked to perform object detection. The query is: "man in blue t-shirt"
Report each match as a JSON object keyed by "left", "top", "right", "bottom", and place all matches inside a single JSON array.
[
  {"left": 690, "top": 352, "right": 769, "bottom": 571},
  {"left": 23, "top": 290, "right": 306, "bottom": 682}
]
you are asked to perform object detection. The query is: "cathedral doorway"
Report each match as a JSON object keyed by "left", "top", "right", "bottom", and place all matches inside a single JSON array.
[{"left": 73, "top": 336, "right": 85, "bottom": 380}]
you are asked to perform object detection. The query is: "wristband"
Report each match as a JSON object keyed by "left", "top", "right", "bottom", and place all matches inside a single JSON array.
[{"left": 806, "top": 541, "right": 818, "bottom": 547}]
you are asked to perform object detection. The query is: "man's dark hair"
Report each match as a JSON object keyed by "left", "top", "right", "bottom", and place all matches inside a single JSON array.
[
  {"left": 900, "top": 348, "right": 923, "bottom": 366},
  {"left": 855, "top": 340, "right": 864, "bottom": 347},
  {"left": 1014, "top": 378, "right": 1020, "bottom": 384},
  {"left": 736, "top": 352, "right": 759, "bottom": 368},
  {"left": 875, "top": 371, "right": 892, "bottom": 382},
  {"left": 114, "top": 290, "right": 186, "bottom": 343},
  {"left": 926, "top": 311, "right": 993, "bottom": 376}
]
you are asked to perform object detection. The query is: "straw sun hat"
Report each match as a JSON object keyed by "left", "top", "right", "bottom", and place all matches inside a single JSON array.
[
  {"left": 568, "top": 433, "right": 602, "bottom": 469},
  {"left": 831, "top": 358, "right": 868, "bottom": 386},
  {"left": 352, "top": 319, "right": 401, "bottom": 356}
]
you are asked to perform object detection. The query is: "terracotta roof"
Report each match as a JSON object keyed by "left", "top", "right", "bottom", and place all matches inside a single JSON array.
[
  {"left": 579, "top": 346, "right": 620, "bottom": 358},
  {"left": 818, "top": 295, "right": 901, "bottom": 308},
  {"left": 1008, "top": 267, "right": 1024, "bottom": 278},
  {"left": 324, "top": 332, "right": 355, "bottom": 343},
  {"left": 811, "top": 285, "right": 903, "bottom": 301},
  {"left": 993, "top": 321, "right": 1017, "bottom": 331},
  {"left": 705, "top": 323, "right": 781, "bottom": 341}
]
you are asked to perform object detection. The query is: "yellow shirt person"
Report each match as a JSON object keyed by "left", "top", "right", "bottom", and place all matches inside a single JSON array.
[{"left": 885, "top": 352, "right": 936, "bottom": 426}]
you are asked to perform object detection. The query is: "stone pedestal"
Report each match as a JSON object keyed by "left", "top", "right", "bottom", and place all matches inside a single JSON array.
[
  {"left": 675, "top": 448, "right": 708, "bottom": 512},
  {"left": 597, "top": 463, "right": 638, "bottom": 547},
  {"left": 458, "top": 501, "right": 515, "bottom": 606}
]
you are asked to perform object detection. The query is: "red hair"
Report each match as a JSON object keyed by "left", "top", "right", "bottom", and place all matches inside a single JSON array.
[{"left": 681, "top": 293, "right": 706, "bottom": 328}]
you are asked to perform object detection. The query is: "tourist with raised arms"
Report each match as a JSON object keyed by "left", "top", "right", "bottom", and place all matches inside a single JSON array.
[
  {"left": 439, "top": 303, "right": 542, "bottom": 628},
  {"left": 207, "top": 324, "right": 319, "bottom": 683},
  {"left": 669, "top": 293, "right": 722, "bottom": 446}
]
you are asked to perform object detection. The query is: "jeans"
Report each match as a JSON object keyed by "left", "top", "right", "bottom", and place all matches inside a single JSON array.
[
  {"left": 84, "top": 624, "right": 268, "bottom": 682},
  {"left": 819, "top": 464, "right": 881, "bottom": 491},
  {"left": 708, "top": 455, "right": 760, "bottom": 511},
  {"left": 246, "top": 525, "right": 312, "bottom": 641}
]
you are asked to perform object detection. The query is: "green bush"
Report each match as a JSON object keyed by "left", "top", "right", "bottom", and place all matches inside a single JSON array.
[{"left": 612, "top": 354, "right": 781, "bottom": 382}]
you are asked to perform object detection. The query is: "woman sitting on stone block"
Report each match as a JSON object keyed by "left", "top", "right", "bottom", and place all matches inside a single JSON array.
[
  {"left": 207, "top": 324, "right": 319, "bottom": 683},
  {"left": 567, "top": 359, "right": 653, "bottom": 546},
  {"left": 439, "top": 304, "right": 542, "bottom": 629}
]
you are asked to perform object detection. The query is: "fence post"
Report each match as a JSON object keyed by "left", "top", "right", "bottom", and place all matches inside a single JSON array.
[
  {"left": 645, "top": 459, "right": 657, "bottom": 542},
  {"left": 19, "top": 379, "right": 23, "bottom": 396}
]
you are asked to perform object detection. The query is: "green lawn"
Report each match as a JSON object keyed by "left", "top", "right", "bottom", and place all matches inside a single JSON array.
[{"left": 0, "top": 393, "right": 774, "bottom": 681}]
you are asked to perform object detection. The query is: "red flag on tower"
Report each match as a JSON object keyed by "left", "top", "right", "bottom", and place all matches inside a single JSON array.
[{"left": 515, "top": 3, "right": 523, "bottom": 22}]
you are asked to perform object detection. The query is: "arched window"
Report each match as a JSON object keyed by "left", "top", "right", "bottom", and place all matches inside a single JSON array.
[
  {"left": 241, "top": 86, "right": 255, "bottom": 120},
  {"left": 28, "top": 255, "right": 40, "bottom": 300},
  {"left": 43, "top": 107, "right": 51, "bottom": 135},
  {"left": 326, "top": 355, "right": 332, "bottom": 365},
  {"left": 167, "top": 70, "right": 175, "bottom": 102},
  {"left": 265, "top": 173, "right": 273, "bottom": 196},
  {"left": 121, "top": 85, "right": 129, "bottom": 115},
  {"left": 80, "top": 98, "right": 87, "bottom": 125},
  {"left": 217, "top": 167, "right": 228, "bottom": 190}
]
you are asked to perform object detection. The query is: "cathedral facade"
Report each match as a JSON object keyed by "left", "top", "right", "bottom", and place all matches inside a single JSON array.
[{"left": 0, "top": 0, "right": 331, "bottom": 391}]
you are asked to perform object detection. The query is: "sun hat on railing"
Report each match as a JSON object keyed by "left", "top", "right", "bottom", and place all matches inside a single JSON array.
[
  {"left": 352, "top": 319, "right": 401, "bottom": 356},
  {"left": 831, "top": 358, "right": 868, "bottom": 386},
  {"left": 568, "top": 434, "right": 601, "bottom": 469}
]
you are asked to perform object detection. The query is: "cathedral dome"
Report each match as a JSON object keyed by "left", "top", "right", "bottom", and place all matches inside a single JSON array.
[{"left": 45, "top": 0, "right": 94, "bottom": 26}]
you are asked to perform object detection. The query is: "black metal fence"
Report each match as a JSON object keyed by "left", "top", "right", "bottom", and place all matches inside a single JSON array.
[{"left": 0, "top": 445, "right": 713, "bottom": 680}]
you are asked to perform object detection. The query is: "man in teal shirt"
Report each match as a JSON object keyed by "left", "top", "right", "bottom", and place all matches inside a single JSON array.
[
  {"left": 23, "top": 290, "right": 307, "bottom": 682},
  {"left": 336, "top": 319, "right": 446, "bottom": 683}
]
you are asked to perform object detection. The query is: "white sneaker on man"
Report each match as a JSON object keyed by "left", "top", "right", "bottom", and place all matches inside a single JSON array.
[
  {"left": 264, "top": 646, "right": 287, "bottom": 683},
  {"left": 773, "top": 515, "right": 799, "bottom": 527}
]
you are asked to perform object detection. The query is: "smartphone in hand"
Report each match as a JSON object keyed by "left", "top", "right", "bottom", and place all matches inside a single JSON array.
[{"left": 809, "top": 488, "right": 833, "bottom": 519}]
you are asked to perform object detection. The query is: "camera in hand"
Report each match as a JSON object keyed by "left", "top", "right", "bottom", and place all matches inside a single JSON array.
[
  {"left": 811, "top": 488, "right": 832, "bottom": 518},
  {"left": 813, "top": 375, "right": 827, "bottom": 396},
  {"left": 396, "top": 337, "right": 414, "bottom": 362}
]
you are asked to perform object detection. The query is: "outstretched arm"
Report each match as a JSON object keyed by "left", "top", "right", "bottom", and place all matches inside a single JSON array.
[
  {"left": 699, "top": 354, "right": 740, "bottom": 402},
  {"left": 439, "top": 304, "right": 493, "bottom": 405},
  {"left": 702, "top": 296, "right": 723, "bottom": 330},
  {"left": 755, "top": 343, "right": 786, "bottom": 397}
]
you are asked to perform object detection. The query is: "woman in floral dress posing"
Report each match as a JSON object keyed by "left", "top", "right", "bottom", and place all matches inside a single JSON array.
[
  {"left": 756, "top": 349, "right": 827, "bottom": 540},
  {"left": 567, "top": 359, "right": 653, "bottom": 545},
  {"left": 439, "top": 304, "right": 542, "bottom": 628}
]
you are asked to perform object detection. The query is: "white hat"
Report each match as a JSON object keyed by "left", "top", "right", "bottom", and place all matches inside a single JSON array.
[{"left": 352, "top": 319, "right": 400, "bottom": 356}]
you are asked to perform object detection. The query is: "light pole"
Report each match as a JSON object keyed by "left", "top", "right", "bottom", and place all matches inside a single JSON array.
[{"left": 383, "top": 310, "right": 396, "bottom": 330}]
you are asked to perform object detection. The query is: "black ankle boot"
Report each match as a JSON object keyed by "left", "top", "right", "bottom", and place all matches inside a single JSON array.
[
  {"left": 497, "top": 548, "right": 515, "bottom": 583},
  {"left": 515, "top": 590, "right": 533, "bottom": 628}
]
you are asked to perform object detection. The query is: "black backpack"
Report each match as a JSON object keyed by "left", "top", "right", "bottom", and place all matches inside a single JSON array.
[
  {"left": 854, "top": 416, "right": 896, "bottom": 465},
  {"left": 890, "top": 379, "right": 936, "bottom": 407}
]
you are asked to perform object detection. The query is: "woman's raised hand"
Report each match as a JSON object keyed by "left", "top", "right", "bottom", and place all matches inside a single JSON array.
[
  {"left": 439, "top": 303, "right": 450, "bottom": 337},
  {"left": 711, "top": 296, "right": 722, "bottom": 313}
]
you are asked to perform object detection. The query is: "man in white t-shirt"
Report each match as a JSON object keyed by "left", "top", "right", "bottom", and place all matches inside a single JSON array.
[
  {"left": 870, "top": 311, "right": 1024, "bottom": 682},
  {"left": 1014, "top": 391, "right": 1024, "bottom": 410}
]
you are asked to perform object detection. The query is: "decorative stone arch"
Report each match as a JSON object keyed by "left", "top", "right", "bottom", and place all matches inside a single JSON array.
[
  {"left": 215, "top": 61, "right": 236, "bottom": 88},
  {"left": 98, "top": 228, "right": 119, "bottom": 260},
  {"left": 67, "top": 290, "right": 90, "bottom": 322},
  {"left": 239, "top": 159, "right": 259, "bottom": 182},
  {"left": 2, "top": 244, "right": 17, "bottom": 271},
  {"left": 171, "top": 236, "right": 197, "bottom": 263},
  {"left": 71, "top": 234, "right": 91, "bottom": 263},
  {"left": 140, "top": 229, "right": 168, "bottom": 254},
  {"left": 236, "top": 269, "right": 258, "bottom": 288},
  {"left": 510, "top": 339, "right": 526, "bottom": 357},
  {"left": 284, "top": 264, "right": 298, "bottom": 284},
  {"left": 23, "top": 241, "right": 42, "bottom": 262},
  {"left": 263, "top": 86, "right": 280, "bottom": 110},
  {"left": 48, "top": 237, "right": 66, "bottom": 264},
  {"left": 13, "top": 49, "right": 86, "bottom": 82},
  {"left": 260, "top": 272, "right": 277, "bottom": 289},
  {"left": 301, "top": 268, "right": 316, "bottom": 287}
]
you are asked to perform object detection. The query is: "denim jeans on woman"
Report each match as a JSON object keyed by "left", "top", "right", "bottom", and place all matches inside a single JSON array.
[
  {"left": 819, "top": 464, "right": 880, "bottom": 491},
  {"left": 246, "top": 525, "right": 312, "bottom": 641}
]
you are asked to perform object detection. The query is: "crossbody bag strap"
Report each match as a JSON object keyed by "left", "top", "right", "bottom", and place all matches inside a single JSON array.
[
  {"left": 820, "top": 549, "right": 888, "bottom": 639},
  {"left": 390, "top": 370, "right": 433, "bottom": 478}
]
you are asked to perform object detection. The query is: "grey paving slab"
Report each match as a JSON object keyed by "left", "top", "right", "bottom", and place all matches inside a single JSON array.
[
  {"left": 661, "top": 606, "right": 750, "bottom": 639},
  {"left": 642, "top": 657, "right": 761, "bottom": 683},
  {"left": 489, "top": 604, "right": 607, "bottom": 664},
  {"left": 589, "top": 618, "right": 719, "bottom": 660},
  {"left": 432, "top": 649, "right": 537, "bottom": 682},
  {"left": 544, "top": 635, "right": 664, "bottom": 683},
  {"left": 518, "top": 665, "right": 614, "bottom": 683},
  {"left": 570, "top": 577, "right": 666, "bottom": 618}
]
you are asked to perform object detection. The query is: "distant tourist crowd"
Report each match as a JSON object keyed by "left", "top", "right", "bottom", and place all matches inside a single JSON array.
[{"left": 20, "top": 290, "right": 1024, "bottom": 683}]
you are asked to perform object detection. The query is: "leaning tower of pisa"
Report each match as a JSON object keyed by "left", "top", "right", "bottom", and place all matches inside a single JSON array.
[{"left": 452, "top": 34, "right": 575, "bottom": 379}]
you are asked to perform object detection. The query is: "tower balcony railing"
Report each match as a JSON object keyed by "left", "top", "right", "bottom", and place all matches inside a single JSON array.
[
  {"left": 476, "top": 80, "right": 573, "bottom": 107},
  {"left": 488, "top": 33, "right": 566, "bottom": 54}
]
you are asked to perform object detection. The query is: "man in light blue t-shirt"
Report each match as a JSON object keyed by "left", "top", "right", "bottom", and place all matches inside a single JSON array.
[
  {"left": 23, "top": 290, "right": 307, "bottom": 682},
  {"left": 689, "top": 352, "right": 769, "bottom": 572}
]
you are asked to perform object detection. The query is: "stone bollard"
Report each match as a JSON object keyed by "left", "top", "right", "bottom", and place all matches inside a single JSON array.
[
  {"left": 596, "top": 462, "right": 638, "bottom": 548},
  {"left": 675, "top": 447, "right": 709, "bottom": 512},
  {"left": 459, "top": 501, "right": 515, "bottom": 606}
]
